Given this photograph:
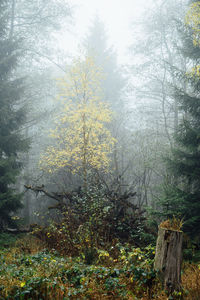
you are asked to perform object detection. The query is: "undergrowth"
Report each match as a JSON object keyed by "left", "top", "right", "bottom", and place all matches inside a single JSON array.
[
  {"left": 0, "top": 235, "right": 200, "bottom": 299},
  {"left": 0, "top": 233, "right": 24, "bottom": 249},
  {"left": 0, "top": 235, "right": 158, "bottom": 299}
]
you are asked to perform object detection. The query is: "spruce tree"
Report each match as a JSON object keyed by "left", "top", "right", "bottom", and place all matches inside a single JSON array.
[
  {"left": 0, "top": 0, "right": 28, "bottom": 229},
  {"left": 83, "top": 16, "right": 125, "bottom": 112},
  {"left": 157, "top": 1, "right": 200, "bottom": 241}
]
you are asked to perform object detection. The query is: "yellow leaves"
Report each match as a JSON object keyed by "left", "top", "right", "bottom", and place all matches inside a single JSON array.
[
  {"left": 20, "top": 282, "right": 26, "bottom": 288},
  {"left": 80, "top": 277, "right": 87, "bottom": 284},
  {"left": 185, "top": 3, "right": 200, "bottom": 78},
  {"left": 40, "top": 55, "right": 116, "bottom": 176},
  {"left": 56, "top": 56, "right": 104, "bottom": 106},
  {"left": 98, "top": 249, "right": 110, "bottom": 259},
  {"left": 186, "top": 65, "right": 200, "bottom": 78},
  {"left": 185, "top": 2, "right": 200, "bottom": 46}
]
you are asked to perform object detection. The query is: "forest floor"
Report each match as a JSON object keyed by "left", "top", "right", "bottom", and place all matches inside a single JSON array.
[{"left": 0, "top": 234, "right": 200, "bottom": 299}]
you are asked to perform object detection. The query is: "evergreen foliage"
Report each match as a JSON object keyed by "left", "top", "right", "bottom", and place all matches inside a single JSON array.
[
  {"left": 83, "top": 16, "right": 125, "bottom": 111},
  {"left": 0, "top": 0, "right": 28, "bottom": 229},
  {"left": 156, "top": 2, "right": 200, "bottom": 241}
]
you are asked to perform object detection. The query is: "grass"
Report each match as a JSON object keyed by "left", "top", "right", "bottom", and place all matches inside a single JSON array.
[{"left": 159, "top": 217, "right": 184, "bottom": 232}]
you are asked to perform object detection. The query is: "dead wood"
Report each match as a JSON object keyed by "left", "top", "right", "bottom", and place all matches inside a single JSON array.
[{"left": 154, "top": 227, "right": 183, "bottom": 296}]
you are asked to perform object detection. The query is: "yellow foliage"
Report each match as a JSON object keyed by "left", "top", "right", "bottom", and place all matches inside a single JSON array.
[
  {"left": 185, "top": 2, "right": 200, "bottom": 46},
  {"left": 20, "top": 282, "right": 26, "bottom": 288},
  {"left": 40, "top": 56, "right": 116, "bottom": 183},
  {"left": 186, "top": 65, "right": 200, "bottom": 78}
]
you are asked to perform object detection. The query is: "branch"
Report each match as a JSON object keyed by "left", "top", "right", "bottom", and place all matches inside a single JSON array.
[{"left": 24, "top": 184, "right": 65, "bottom": 203}]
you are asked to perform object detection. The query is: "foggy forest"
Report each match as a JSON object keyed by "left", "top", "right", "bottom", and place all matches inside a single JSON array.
[{"left": 1, "top": 0, "right": 200, "bottom": 299}]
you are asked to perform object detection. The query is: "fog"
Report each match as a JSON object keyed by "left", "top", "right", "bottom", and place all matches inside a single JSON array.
[
  {"left": 2, "top": 0, "right": 200, "bottom": 297},
  {"left": 62, "top": 0, "right": 151, "bottom": 63},
  {"left": 0, "top": 0, "right": 190, "bottom": 226}
]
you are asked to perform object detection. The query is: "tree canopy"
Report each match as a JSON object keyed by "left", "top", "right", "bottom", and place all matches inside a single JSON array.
[
  {"left": 0, "top": 0, "right": 29, "bottom": 229},
  {"left": 40, "top": 56, "right": 116, "bottom": 187}
]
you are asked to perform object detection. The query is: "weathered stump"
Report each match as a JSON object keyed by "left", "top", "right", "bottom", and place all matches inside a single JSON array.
[{"left": 154, "top": 227, "right": 183, "bottom": 296}]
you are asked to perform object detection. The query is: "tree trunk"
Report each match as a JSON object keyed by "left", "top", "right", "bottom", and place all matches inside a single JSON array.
[
  {"left": 154, "top": 227, "right": 183, "bottom": 296},
  {"left": 9, "top": 0, "right": 15, "bottom": 41}
]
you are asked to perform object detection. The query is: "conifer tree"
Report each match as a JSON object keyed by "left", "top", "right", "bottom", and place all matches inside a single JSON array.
[
  {"left": 83, "top": 16, "right": 125, "bottom": 111},
  {"left": 0, "top": 0, "right": 28, "bottom": 229},
  {"left": 157, "top": 0, "right": 200, "bottom": 241}
]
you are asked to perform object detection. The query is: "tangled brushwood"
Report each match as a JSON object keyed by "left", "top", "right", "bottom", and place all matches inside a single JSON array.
[{"left": 26, "top": 184, "right": 155, "bottom": 260}]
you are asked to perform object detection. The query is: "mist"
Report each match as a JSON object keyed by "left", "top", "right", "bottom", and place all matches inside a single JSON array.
[{"left": 0, "top": 0, "right": 200, "bottom": 298}]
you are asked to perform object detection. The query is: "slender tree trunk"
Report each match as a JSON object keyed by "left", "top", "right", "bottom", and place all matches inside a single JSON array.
[
  {"left": 174, "top": 98, "right": 178, "bottom": 133},
  {"left": 23, "top": 127, "right": 30, "bottom": 224},
  {"left": 82, "top": 112, "right": 87, "bottom": 191},
  {"left": 9, "top": 0, "right": 15, "bottom": 41}
]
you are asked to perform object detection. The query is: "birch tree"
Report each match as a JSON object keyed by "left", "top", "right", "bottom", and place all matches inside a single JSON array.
[{"left": 40, "top": 56, "right": 116, "bottom": 188}]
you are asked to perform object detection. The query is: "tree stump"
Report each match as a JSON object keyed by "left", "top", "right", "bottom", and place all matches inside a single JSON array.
[{"left": 154, "top": 227, "right": 183, "bottom": 296}]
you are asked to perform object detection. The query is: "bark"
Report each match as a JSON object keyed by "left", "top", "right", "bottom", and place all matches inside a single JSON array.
[{"left": 154, "top": 227, "right": 183, "bottom": 296}]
